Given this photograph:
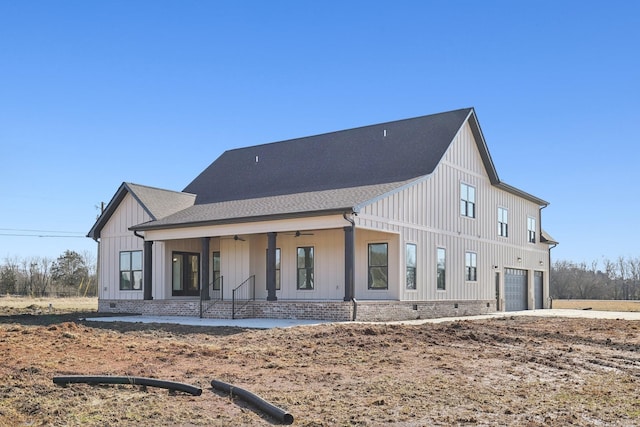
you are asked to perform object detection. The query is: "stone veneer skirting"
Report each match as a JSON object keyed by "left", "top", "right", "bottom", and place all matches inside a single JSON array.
[{"left": 98, "top": 299, "right": 497, "bottom": 322}]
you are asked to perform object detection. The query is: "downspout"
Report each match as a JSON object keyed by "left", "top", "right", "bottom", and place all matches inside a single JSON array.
[
  {"left": 134, "top": 231, "right": 153, "bottom": 301},
  {"left": 539, "top": 204, "right": 551, "bottom": 309},
  {"left": 548, "top": 242, "right": 557, "bottom": 308}
]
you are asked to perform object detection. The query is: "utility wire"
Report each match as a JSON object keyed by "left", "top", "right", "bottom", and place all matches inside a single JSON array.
[
  {"left": 0, "top": 233, "right": 86, "bottom": 238},
  {"left": 0, "top": 228, "right": 85, "bottom": 234}
]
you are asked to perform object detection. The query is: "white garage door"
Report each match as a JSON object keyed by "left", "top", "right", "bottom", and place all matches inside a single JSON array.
[{"left": 505, "top": 268, "right": 528, "bottom": 311}]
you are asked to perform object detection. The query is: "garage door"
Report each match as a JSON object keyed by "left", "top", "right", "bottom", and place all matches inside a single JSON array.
[
  {"left": 505, "top": 268, "right": 528, "bottom": 311},
  {"left": 534, "top": 271, "right": 543, "bottom": 309}
]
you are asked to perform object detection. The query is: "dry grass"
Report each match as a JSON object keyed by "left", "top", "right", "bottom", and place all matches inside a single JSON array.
[
  {"left": 552, "top": 299, "right": 640, "bottom": 312},
  {"left": 0, "top": 296, "right": 97, "bottom": 312}
]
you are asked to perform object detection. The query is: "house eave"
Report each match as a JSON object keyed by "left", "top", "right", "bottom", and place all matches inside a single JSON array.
[
  {"left": 129, "top": 207, "right": 355, "bottom": 233},
  {"left": 495, "top": 182, "right": 549, "bottom": 206},
  {"left": 87, "top": 182, "right": 132, "bottom": 240}
]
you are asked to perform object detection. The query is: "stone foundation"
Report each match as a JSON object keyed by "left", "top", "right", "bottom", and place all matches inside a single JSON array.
[{"left": 99, "top": 299, "right": 497, "bottom": 322}]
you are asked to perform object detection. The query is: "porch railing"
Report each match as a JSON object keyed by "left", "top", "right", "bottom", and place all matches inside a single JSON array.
[
  {"left": 232, "top": 275, "right": 255, "bottom": 319},
  {"left": 200, "top": 276, "right": 223, "bottom": 318},
  {"left": 210, "top": 276, "right": 224, "bottom": 301}
]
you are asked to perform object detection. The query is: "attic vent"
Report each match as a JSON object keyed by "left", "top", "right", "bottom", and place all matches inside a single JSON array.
[
  {"left": 383, "top": 129, "right": 387, "bottom": 137},
  {"left": 255, "top": 155, "right": 259, "bottom": 163}
]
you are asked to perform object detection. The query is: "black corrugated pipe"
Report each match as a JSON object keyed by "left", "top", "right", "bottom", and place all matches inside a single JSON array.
[
  {"left": 53, "top": 375, "right": 202, "bottom": 396},
  {"left": 211, "top": 379, "right": 294, "bottom": 424}
]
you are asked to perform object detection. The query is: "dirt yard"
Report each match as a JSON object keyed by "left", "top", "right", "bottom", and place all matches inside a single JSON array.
[{"left": 1, "top": 303, "right": 640, "bottom": 426}]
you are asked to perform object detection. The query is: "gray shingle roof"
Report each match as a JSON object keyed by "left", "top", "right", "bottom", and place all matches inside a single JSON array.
[
  {"left": 131, "top": 180, "right": 413, "bottom": 230},
  {"left": 87, "top": 183, "right": 195, "bottom": 239},
  {"left": 89, "top": 107, "right": 549, "bottom": 236},
  {"left": 125, "top": 183, "right": 196, "bottom": 220},
  {"left": 184, "top": 108, "right": 474, "bottom": 204}
]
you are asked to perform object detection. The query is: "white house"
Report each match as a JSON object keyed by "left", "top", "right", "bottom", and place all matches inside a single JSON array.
[{"left": 88, "top": 108, "right": 556, "bottom": 321}]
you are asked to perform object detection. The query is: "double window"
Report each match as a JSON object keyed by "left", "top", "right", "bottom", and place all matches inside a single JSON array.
[
  {"left": 172, "top": 252, "right": 200, "bottom": 296},
  {"left": 436, "top": 248, "right": 446, "bottom": 290},
  {"left": 527, "top": 217, "right": 537, "bottom": 243},
  {"left": 460, "top": 183, "right": 476, "bottom": 218},
  {"left": 465, "top": 252, "right": 477, "bottom": 281},
  {"left": 406, "top": 244, "right": 417, "bottom": 290},
  {"left": 368, "top": 243, "right": 389, "bottom": 289},
  {"left": 297, "top": 247, "right": 314, "bottom": 290},
  {"left": 498, "top": 207, "right": 508, "bottom": 237},
  {"left": 119, "top": 250, "right": 142, "bottom": 290}
]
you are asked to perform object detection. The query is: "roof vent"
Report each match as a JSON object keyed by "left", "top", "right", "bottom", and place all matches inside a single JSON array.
[
  {"left": 383, "top": 129, "right": 387, "bottom": 137},
  {"left": 255, "top": 155, "right": 259, "bottom": 163}
]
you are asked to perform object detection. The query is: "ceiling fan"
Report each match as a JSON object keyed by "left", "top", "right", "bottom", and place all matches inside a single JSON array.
[
  {"left": 220, "top": 235, "right": 246, "bottom": 241},
  {"left": 285, "top": 231, "right": 314, "bottom": 237}
]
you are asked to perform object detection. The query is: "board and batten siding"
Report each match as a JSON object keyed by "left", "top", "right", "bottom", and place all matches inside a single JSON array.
[
  {"left": 98, "top": 193, "right": 151, "bottom": 300},
  {"left": 248, "top": 228, "right": 346, "bottom": 301},
  {"left": 357, "top": 121, "right": 549, "bottom": 305}
]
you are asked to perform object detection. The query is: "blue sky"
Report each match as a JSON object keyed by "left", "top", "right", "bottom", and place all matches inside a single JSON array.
[{"left": 1, "top": 1, "right": 638, "bottom": 265}]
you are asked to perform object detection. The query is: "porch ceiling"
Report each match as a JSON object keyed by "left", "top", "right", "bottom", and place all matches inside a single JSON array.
[{"left": 142, "top": 214, "right": 351, "bottom": 241}]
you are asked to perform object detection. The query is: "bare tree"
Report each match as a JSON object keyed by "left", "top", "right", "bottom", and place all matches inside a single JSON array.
[
  {"left": 0, "top": 256, "right": 21, "bottom": 295},
  {"left": 628, "top": 257, "right": 640, "bottom": 300},
  {"left": 21, "top": 257, "right": 52, "bottom": 297}
]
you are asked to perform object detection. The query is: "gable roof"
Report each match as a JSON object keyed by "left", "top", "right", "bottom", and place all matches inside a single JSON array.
[
  {"left": 89, "top": 107, "right": 549, "bottom": 235},
  {"left": 184, "top": 108, "right": 474, "bottom": 204},
  {"left": 131, "top": 179, "right": 415, "bottom": 231},
  {"left": 87, "top": 182, "right": 196, "bottom": 239}
]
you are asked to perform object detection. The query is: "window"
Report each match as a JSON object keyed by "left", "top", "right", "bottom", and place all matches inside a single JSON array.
[
  {"left": 460, "top": 183, "right": 476, "bottom": 218},
  {"left": 498, "top": 207, "right": 508, "bottom": 237},
  {"left": 172, "top": 252, "right": 200, "bottom": 296},
  {"left": 368, "top": 243, "right": 388, "bottom": 289},
  {"left": 406, "top": 244, "right": 417, "bottom": 290},
  {"left": 212, "top": 252, "right": 221, "bottom": 290},
  {"left": 465, "top": 252, "right": 477, "bottom": 281},
  {"left": 119, "top": 251, "right": 142, "bottom": 290},
  {"left": 436, "top": 248, "right": 446, "bottom": 290},
  {"left": 527, "top": 217, "right": 536, "bottom": 243},
  {"left": 297, "top": 247, "right": 314, "bottom": 290},
  {"left": 266, "top": 248, "right": 281, "bottom": 290}
]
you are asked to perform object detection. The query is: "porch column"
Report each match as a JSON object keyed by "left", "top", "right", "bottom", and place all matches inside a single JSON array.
[
  {"left": 267, "top": 232, "right": 277, "bottom": 301},
  {"left": 143, "top": 240, "right": 153, "bottom": 300},
  {"left": 201, "top": 237, "right": 210, "bottom": 300},
  {"left": 344, "top": 225, "right": 355, "bottom": 301}
]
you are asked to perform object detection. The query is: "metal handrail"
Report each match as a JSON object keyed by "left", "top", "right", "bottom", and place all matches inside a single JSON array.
[
  {"left": 200, "top": 276, "right": 224, "bottom": 318},
  {"left": 211, "top": 276, "right": 224, "bottom": 301},
  {"left": 232, "top": 275, "right": 255, "bottom": 319}
]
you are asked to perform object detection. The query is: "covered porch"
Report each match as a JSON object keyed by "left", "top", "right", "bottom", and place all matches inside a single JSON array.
[{"left": 129, "top": 214, "right": 402, "bottom": 319}]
